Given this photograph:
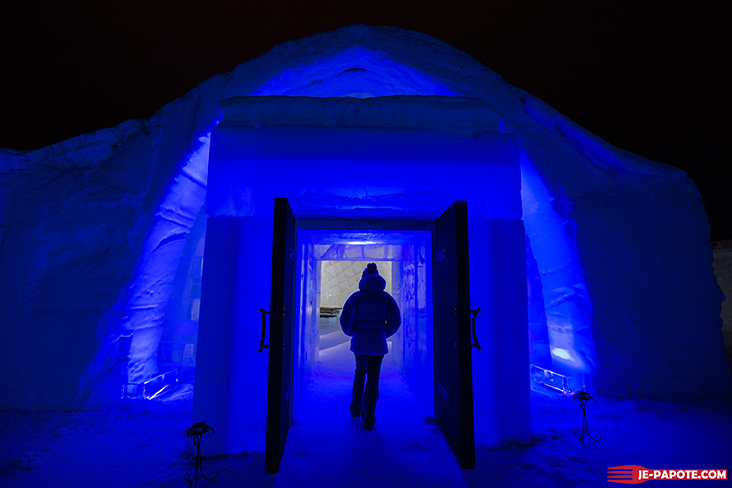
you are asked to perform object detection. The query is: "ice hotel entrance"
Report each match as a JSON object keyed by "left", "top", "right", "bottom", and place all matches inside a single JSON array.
[{"left": 191, "top": 96, "right": 530, "bottom": 472}]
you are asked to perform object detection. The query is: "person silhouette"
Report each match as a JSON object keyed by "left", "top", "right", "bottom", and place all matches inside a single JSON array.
[{"left": 339, "top": 262, "right": 401, "bottom": 430}]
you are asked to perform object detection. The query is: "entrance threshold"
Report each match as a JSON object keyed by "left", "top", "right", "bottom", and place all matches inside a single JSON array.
[{"left": 272, "top": 341, "right": 470, "bottom": 488}]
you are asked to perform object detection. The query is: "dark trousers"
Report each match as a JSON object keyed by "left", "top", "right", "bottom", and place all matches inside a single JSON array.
[{"left": 350, "top": 354, "right": 384, "bottom": 428}]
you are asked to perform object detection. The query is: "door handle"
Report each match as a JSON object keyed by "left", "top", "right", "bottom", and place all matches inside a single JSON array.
[
  {"left": 258, "top": 308, "right": 290, "bottom": 353},
  {"left": 449, "top": 307, "right": 482, "bottom": 350},
  {"left": 258, "top": 309, "right": 271, "bottom": 352},
  {"left": 470, "top": 308, "right": 482, "bottom": 350}
]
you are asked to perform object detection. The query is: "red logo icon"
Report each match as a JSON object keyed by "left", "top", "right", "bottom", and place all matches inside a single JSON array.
[{"left": 608, "top": 466, "right": 727, "bottom": 484}]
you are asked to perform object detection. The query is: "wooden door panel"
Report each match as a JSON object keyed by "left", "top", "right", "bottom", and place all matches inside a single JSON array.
[
  {"left": 265, "top": 198, "right": 297, "bottom": 474},
  {"left": 433, "top": 201, "right": 475, "bottom": 469}
]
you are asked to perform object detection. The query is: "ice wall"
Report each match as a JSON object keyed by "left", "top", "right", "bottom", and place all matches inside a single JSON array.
[
  {"left": 320, "top": 261, "right": 392, "bottom": 308},
  {"left": 1, "top": 25, "right": 728, "bottom": 411},
  {"left": 0, "top": 121, "right": 159, "bottom": 410}
]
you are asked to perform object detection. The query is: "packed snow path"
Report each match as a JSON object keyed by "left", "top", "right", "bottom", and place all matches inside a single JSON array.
[
  {"left": 274, "top": 341, "right": 470, "bottom": 488},
  {"left": 2, "top": 340, "right": 731, "bottom": 487}
]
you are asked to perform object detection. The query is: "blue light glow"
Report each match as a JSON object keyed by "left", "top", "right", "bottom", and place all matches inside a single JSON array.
[
  {"left": 550, "top": 347, "right": 574, "bottom": 362},
  {"left": 520, "top": 149, "right": 596, "bottom": 378},
  {"left": 253, "top": 47, "right": 460, "bottom": 98},
  {"left": 85, "top": 131, "right": 213, "bottom": 393}
]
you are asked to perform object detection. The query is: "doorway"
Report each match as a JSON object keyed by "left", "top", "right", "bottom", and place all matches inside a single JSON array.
[{"left": 265, "top": 199, "right": 476, "bottom": 472}]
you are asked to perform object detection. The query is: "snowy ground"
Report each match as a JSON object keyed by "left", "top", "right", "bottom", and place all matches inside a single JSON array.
[{"left": 2, "top": 339, "right": 731, "bottom": 487}]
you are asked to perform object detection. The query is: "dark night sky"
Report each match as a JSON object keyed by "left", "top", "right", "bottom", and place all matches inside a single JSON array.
[{"left": 2, "top": 1, "right": 729, "bottom": 239}]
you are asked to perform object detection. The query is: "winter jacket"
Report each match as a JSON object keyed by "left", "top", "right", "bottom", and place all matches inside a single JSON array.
[{"left": 340, "top": 273, "right": 401, "bottom": 355}]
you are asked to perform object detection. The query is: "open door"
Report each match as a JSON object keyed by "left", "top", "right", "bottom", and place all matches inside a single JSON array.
[
  {"left": 432, "top": 200, "right": 476, "bottom": 469},
  {"left": 264, "top": 198, "right": 297, "bottom": 474}
]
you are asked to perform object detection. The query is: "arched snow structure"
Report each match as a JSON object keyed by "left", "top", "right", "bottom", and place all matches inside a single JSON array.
[{"left": 0, "top": 25, "right": 728, "bottom": 414}]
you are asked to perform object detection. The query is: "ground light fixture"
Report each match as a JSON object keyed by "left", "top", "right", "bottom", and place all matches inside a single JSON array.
[
  {"left": 185, "top": 422, "right": 218, "bottom": 487},
  {"left": 573, "top": 391, "right": 602, "bottom": 444}
]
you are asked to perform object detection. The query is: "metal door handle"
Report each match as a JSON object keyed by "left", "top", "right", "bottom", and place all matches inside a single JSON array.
[
  {"left": 258, "top": 308, "right": 290, "bottom": 352},
  {"left": 450, "top": 307, "right": 482, "bottom": 350},
  {"left": 258, "top": 309, "right": 271, "bottom": 352},
  {"left": 470, "top": 308, "right": 482, "bottom": 350}
]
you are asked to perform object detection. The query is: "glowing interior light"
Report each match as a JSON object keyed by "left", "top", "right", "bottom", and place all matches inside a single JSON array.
[
  {"left": 346, "top": 241, "right": 373, "bottom": 245},
  {"left": 551, "top": 347, "right": 574, "bottom": 362}
]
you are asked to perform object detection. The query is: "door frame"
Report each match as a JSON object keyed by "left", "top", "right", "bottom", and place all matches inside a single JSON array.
[{"left": 266, "top": 209, "right": 478, "bottom": 469}]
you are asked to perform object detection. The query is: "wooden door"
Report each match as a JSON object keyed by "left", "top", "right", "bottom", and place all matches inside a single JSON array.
[
  {"left": 432, "top": 200, "right": 476, "bottom": 469},
  {"left": 265, "top": 198, "right": 297, "bottom": 474}
]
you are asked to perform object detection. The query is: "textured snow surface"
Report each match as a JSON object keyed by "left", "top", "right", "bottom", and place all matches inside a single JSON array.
[
  {"left": 713, "top": 240, "right": 732, "bottom": 361},
  {"left": 1, "top": 25, "right": 729, "bottom": 410},
  {"left": 219, "top": 95, "right": 504, "bottom": 134},
  {"left": 2, "top": 345, "right": 731, "bottom": 487}
]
